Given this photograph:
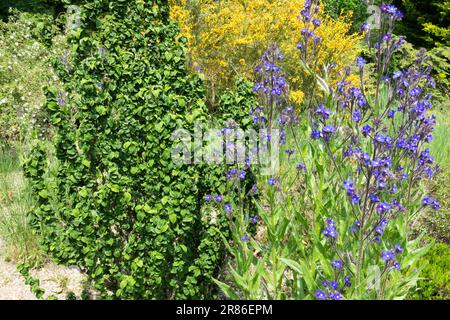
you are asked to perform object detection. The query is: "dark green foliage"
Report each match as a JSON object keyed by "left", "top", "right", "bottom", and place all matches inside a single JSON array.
[
  {"left": 24, "top": 0, "right": 227, "bottom": 299},
  {"left": 17, "top": 263, "right": 45, "bottom": 299},
  {"left": 410, "top": 243, "right": 450, "bottom": 300},
  {"left": 65, "top": 291, "right": 77, "bottom": 300},
  {"left": 0, "top": 0, "right": 64, "bottom": 21},
  {"left": 323, "top": 0, "right": 368, "bottom": 31},
  {"left": 393, "top": 0, "right": 450, "bottom": 48}
]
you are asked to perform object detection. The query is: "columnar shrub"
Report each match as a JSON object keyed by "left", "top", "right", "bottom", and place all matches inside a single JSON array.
[{"left": 24, "top": 0, "right": 226, "bottom": 299}]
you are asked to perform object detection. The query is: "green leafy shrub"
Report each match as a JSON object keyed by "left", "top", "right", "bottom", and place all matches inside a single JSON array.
[
  {"left": 323, "top": 0, "right": 368, "bottom": 31},
  {"left": 24, "top": 0, "right": 228, "bottom": 299},
  {"left": 393, "top": 0, "right": 450, "bottom": 48},
  {"left": 428, "top": 47, "right": 450, "bottom": 106},
  {"left": 410, "top": 243, "right": 450, "bottom": 299}
]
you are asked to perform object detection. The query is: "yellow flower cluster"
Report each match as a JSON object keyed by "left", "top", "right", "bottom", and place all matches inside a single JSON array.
[{"left": 169, "top": 0, "right": 362, "bottom": 105}]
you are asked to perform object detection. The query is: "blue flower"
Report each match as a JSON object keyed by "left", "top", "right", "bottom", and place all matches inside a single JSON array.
[
  {"left": 343, "top": 179, "right": 355, "bottom": 196},
  {"left": 323, "top": 217, "right": 338, "bottom": 238},
  {"left": 433, "top": 200, "right": 440, "bottom": 210},
  {"left": 224, "top": 203, "right": 232, "bottom": 213},
  {"left": 331, "top": 292, "right": 342, "bottom": 300},
  {"left": 377, "top": 180, "right": 386, "bottom": 189},
  {"left": 395, "top": 244, "right": 403, "bottom": 254},
  {"left": 372, "top": 159, "right": 382, "bottom": 168},
  {"left": 382, "top": 250, "right": 395, "bottom": 261},
  {"left": 253, "top": 82, "right": 262, "bottom": 92},
  {"left": 410, "top": 87, "right": 422, "bottom": 96},
  {"left": 312, "top": 18, "right": 321, "bottom": 27},
  {"left": 356, "top": 57, "right": 366, "bottom": 68},
  {"left": 376, "top": 202, "right": 391, "bottom": 214},
  {"left": 326, "top": 218, "right": 336, "bottom": 227},
  {"left": 315, "top": 290, "right": 327, "bottom": 300},
  {"left": 362, "top": 124, "right": 372, "bottom": 137},
  {"left": 322, "top": 125, "right": 336, "bottom": 134},
  {"left": 311, "top": 129, "right": 322, "bottom": 140},
  {"left": 344, "top": 276, "right": 351, "bottom": 287},
  {"left": 352, "top": 110, "right": 361, "bottom": 122},
  {"left": 393, "top": 71, "right": 403, "bottom": 79},
  {"left": 285, "top": 149, "right": 295, "bottom": 156},
  {"left": 323, "top": 227, "right": 337, "bottom": 238},
  {"left": 205, "top": 194, "right": 212, "bottom": 202},
  {"left": 422, "top": 196, "right": 433, "bottom": 206},
  {"left": 382, "top": 33, "right": 392, "bottom": 42},
  {"left": 380, "top": 219, "right": 388, "bottom": 228},
  {"left": 330, "top": 281, "right": 339, "bottom": 290},
  {"left": 315, "top": 104, "right": 333, "bottom": 119},
  {"left": 268, "top": 178, "right": 275, "bottom": 186},
  {"left": 238, "top": 170, "right": 246, "bottom": 180},
  {"left": 387, "top": 109, "right": 395, "bottom": 118},
  {"left": 332, "top": 259, "right": 343, "bottom": 269},
  {"left": 374, "top": 134, "right": 386, "bottom": 144},
  {"left": 359, "top": 22, "right": 369, "bottom": 33},
  {"left": 394, "top": 262, "right": 401, "bottom": 270},
  {"left": 215, "top": 194, "right": 223, "bottom": 203},
  {"left": 375, "top": 226, "right": 384, "bottom": 235},
  {"left": 241, "top": 235, "right": 250, "bottom": 242},
  {"left": 351, "top": 194, "right": 360, "bottom": 204}
]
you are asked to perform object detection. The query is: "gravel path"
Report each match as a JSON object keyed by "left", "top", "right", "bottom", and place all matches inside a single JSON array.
[
  {"left": 0, "top": 239, "right": 86, "bottom": 300},
  {"left": 0, "top": 170, "right": 87, "bottom": 300}
]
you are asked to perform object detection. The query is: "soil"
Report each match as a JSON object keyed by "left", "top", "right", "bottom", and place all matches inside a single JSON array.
[{"left": 0, "top": 239, "right": 86, "bottom": 300}]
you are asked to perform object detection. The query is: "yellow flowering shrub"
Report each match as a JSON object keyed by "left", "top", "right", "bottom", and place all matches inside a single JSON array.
[{"left": 169, "top": 0, "right": 363, "bottom": 105}]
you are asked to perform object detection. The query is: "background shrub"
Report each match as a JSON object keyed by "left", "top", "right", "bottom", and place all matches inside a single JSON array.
[
  {"left": 169, "top": 0, "right": 362, "bottom": 108},
  {"left": 0, "top": 10, "right": 59, "bottom": 145},
  {"left": 322, "top": 0, "right": 368, "bottom": 31},
  {"left": 410, "top": 243, "right": 450, "bottom": 300},
  {"left": 393, "top": 0, "right": 450, "bottom": 48}
]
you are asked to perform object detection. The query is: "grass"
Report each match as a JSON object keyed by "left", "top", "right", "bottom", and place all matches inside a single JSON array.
[
  {"left": 0, "top": 145, "right": 20, "bottom": 173},
  {"left": 0, "top": 144, "right": 46, "bottom": 268},
  {"left": 429, "top": 108, "right": 450, "bottom": 216},
  {"left": 416, "top": 107, "right": 450, "bottom": 244},
  {"left": 430, "top": 108, "right": 450, "bottom": 168}
]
